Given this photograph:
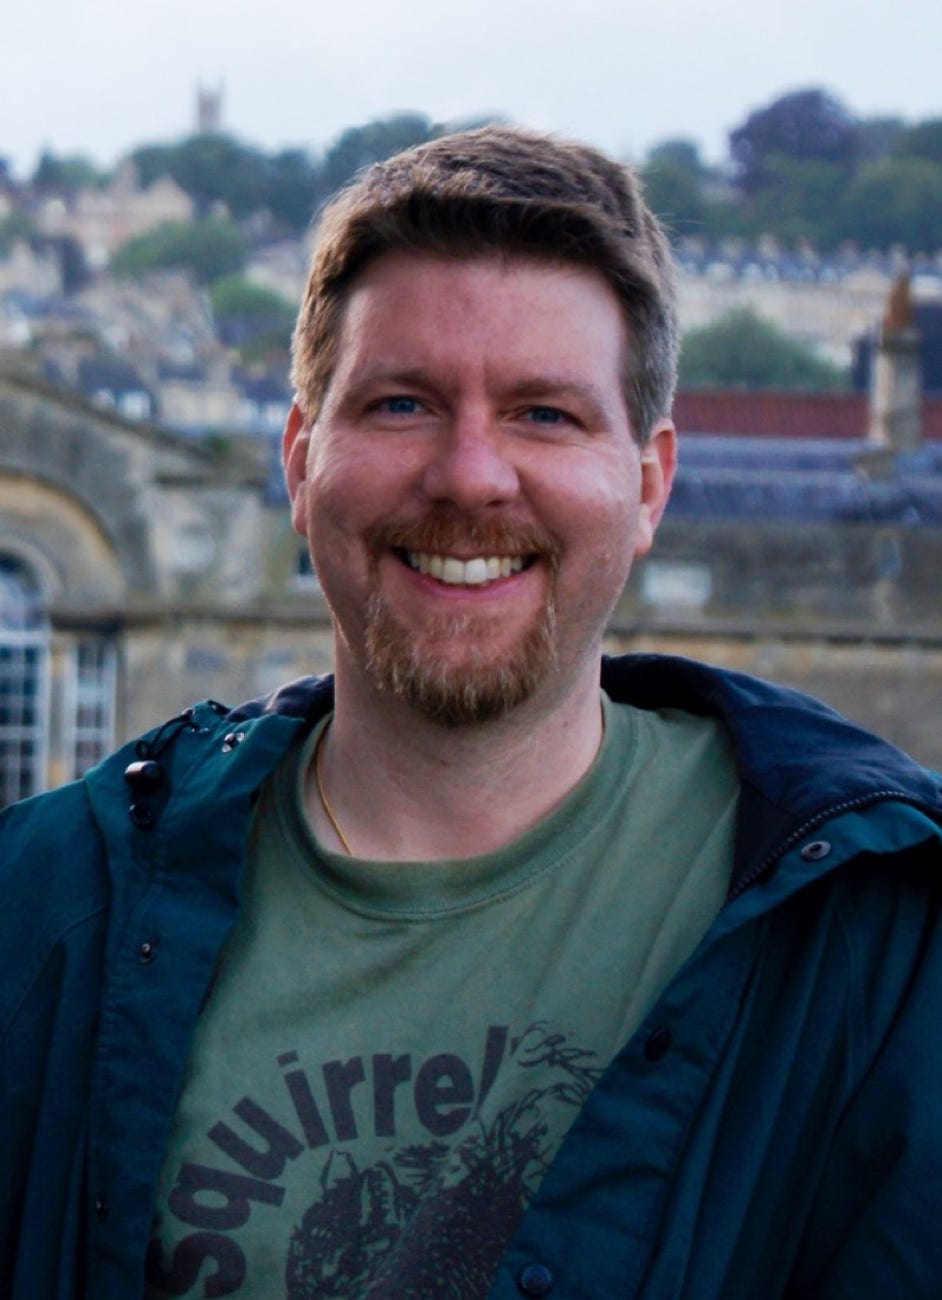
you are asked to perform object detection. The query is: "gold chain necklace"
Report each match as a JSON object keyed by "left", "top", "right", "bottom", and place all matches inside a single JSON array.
[{"left": 314, "top": 723, "right": 353, "bottom": 855}]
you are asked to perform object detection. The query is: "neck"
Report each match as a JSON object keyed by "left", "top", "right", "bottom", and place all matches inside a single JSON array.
[{"left": 307, "top": 660, "right": 604, "bottom": 861}]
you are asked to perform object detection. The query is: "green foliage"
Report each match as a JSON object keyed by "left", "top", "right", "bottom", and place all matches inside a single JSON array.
[
  {"left": 130, "top": 133, "right": 321, "bottom": 230},
  {"left": 125, "top": 117, "right": 445, "bottom": 231},
  {"left": 32, "top": 150, "right": 104, "bottom": 192},
  {"left": 266, "top": 148, "right": 322, "bottom": 230},
  {"left": 715, "top": 90, "right": 942, "bottom": 252},
  {"left": 646, "top": 139, "right": 707, "bottom": 175},
  {"left": 892, "top": 118, "right": 942, "bottom": 166},
  {"left": 856, "top": 116, "right": 905, "bottom": 163},
  {"left": 741, "top": 155, "right": 849, "bottom": 247},
  {"left": 0, "top": 210, "right": 36, "bottom": 253},
  {"left": 729, "top": 89, "right": 858, "bottom": 195},
  {"left": 642, "top": 141, "right": 709, "bottom": 235},
  {"left": 209, "top": 275, "right": 295, "bottom": 351},
  {"left": 111, "top": 217, "right": 247, "bottom": 283},
  {"left": 679, "top": 308, "right": 848, "bottom": 391},
  {"left": 836, "top": 158, "right": 942, "bottom": 252},
  {"left": 209, "top": 275, "right": 293, "bottom": 320},
  {"left": 131, "top": 134, "right": 270, "bottom": 217},
  {"left": 319, "top": 113, "right": 444, "bottom": 195}
]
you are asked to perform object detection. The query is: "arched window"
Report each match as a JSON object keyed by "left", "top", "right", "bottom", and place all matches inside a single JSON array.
[{"left": 0, "top": 554, "right": 49, "bottom": 807}]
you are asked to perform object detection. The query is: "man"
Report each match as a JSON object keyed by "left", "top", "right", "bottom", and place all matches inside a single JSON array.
[{"left": 2, "top": 128, "right": 941, "bottom": 1300}]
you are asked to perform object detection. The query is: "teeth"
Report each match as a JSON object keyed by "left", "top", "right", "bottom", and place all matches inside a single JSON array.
[{"left": 405, "top": 551, "right": 526, "bottom": 586}]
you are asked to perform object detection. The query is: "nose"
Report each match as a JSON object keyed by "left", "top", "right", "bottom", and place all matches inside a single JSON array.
[{"left": 421, "top": 410, "right": 520, "bottom": 511}]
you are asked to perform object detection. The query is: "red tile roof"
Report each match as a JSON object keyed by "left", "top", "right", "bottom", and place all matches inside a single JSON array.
[{"left": 673, "top": 390, "right": 942, "bottom": 440}]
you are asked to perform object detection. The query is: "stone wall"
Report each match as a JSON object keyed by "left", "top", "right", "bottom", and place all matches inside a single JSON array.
[
  {"left": 604, "top": 621, "right": 942, "bottom": 772},
  {"left": 626, "top": 518, "right": 942, "bottom": 633}
]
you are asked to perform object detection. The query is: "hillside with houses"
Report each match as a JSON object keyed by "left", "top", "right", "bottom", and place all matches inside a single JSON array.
[{"left": 2, "top": 88, "right": 942, "bottom": 438}]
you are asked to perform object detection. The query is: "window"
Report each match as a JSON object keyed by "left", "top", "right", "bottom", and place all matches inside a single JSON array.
[
  {"left": 0, "top": 555, "right": 49, "bottom": 807},
  {"left": 64, "top": 639, "right": 117, "bottom": 779},
  {"left": 292, "top": 544, "right": 321, "bottom": 592},
  {"left": 641, "top": 560, "right": 713, "bottom": 611}
]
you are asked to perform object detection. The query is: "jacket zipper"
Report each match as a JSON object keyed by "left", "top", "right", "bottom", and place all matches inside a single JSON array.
[{"left": 728, "top": 787, "right": 935, "bottom": 902}]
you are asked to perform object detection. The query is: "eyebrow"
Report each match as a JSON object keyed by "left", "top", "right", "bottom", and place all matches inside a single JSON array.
[
  {"left": 337, "top": 366, "right": 433, "bottom": 405},
  {"left": 502, "top": 377, "right": 620, "bottom": 424}
]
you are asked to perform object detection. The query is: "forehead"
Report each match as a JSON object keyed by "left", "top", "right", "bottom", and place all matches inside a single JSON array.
[{"left": 332, "top": 250, "right": 629, "bottom": 384}]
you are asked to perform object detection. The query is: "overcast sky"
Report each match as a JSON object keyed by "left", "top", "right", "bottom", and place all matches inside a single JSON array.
[{"left": 5, "top": 0, "right": 940, "bottom": 178}]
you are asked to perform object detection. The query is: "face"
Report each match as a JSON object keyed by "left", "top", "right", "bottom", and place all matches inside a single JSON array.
[{"left": 284, "top": 251, "right": 675, "bottom": 727}]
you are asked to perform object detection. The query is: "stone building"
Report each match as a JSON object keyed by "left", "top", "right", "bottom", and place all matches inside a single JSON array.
[
  {"left": 623, "top": 295, "right": 942, "bottom": 767},
  {"left": 0, "top": 368, "right": 324, "bottom": 807},
  {"left": 35, "top": 163, "right": 195, "bottom": 270},
  {"left": 674, "top": 239, "right": 942, "bottom": 368}
]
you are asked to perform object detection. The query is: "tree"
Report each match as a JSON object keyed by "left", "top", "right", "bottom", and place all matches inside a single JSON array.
[
  {"left": 729, "top": 89, "right": 858, "bottom": 195},
  {"left": 646, "top": 139, "right": 706, "bottom": 175},
  {"left": 111, "top": 217, "right": 247, "bottom": 282},
  {"left": 0, "top": 210, "right": 36, "bottom": 254},
  {"left": 32, "top": 150, "right": 103, "bottom": 193},
  {"left": 679, "top": 308, "right": 848, "bottom": 391},
  {"left": 318, "top": 113, "right": 444, "bottom": 196},
  {"left": 642, "top": 139, "right": 709, "bottom": 235},
  {"left": 209, "top": 275, "right": 296, "bottom": 350},
  {"left": 836, "top": 158, "right": 942, "bottom": 252},
  {"left": 265, "top": 148, "right": 321, "bottom": 231},
  {"left": 856, "top": 116, "right": 905, "bottom": 164},
  {"left": 892, "top": 118, "right": 942, "bottom": 167},
  {"left": 130, "top": 134, "right": 269, "bottom": 217},
  {"left": 741, "top": 156, "right": 848, "bottom": 247}
]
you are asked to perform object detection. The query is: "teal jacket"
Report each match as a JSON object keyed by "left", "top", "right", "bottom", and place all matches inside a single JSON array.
[{"left": 2, "top": 655, "right": 941, "bottom": 1299}]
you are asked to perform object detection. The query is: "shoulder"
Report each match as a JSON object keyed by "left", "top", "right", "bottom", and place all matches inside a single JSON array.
[{"left": 601, "top": 652, "right": 942, "bottom": 813}]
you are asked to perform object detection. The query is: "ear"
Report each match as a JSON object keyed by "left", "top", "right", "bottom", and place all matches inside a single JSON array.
[
  {"left": 282, "top": 399, "right": 312, "bottom": 538},
  {"left": 633, "top": 419, "right": 676, "bottom": 557}
]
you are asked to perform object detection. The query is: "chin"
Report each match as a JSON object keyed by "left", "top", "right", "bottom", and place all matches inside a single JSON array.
[{"left": 363, "top": 596, "right": 559, "bottom": 728}]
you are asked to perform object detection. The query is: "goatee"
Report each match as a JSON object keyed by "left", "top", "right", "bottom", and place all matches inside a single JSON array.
[{"left": 362, "top": 512, "right": 561, "bottom": 727}]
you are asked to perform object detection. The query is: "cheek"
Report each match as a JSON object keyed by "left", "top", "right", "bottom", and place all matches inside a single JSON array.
[{"left": 312, "top": 435, "right": 417, "bottom": 524}]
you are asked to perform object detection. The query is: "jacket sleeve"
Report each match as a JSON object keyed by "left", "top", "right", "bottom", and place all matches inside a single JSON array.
[
  {"left": 0, "top": 782, "right": 110, "bottom": 1300},
  {"left": 788, "top": 842, "right": 942, "bottom": 1299}
]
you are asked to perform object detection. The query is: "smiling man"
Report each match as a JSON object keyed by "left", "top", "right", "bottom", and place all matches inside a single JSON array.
[
  {"left": 3, "top": 128, "right": 942, "bottom": 1300},
  {"left": 282, "top": 248, "right": 674, "bottom": 860}
]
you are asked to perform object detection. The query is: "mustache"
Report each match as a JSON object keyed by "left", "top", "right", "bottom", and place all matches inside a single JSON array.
[{"left": 367, "top": 511, "right": 562, "bottom": 565}]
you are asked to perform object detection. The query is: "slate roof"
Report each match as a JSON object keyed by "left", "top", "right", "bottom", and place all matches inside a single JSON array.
[
  {"left": 673, "top": 238, "right": 942, "bottom": 290},
  {"left": 670, "top": 434, "right": 942, "bottom": 526}
]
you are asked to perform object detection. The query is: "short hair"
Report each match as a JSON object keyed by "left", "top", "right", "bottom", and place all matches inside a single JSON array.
[{"left": 291, "top": 125, "right": 678, "bottom": 443}]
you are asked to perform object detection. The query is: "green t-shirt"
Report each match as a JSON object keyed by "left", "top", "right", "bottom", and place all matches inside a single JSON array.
[{"left": 145, "top": 696, "right": 739, "bottom": 1299}]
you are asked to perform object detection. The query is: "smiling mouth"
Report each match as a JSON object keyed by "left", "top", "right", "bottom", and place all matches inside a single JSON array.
[{"left": 400, "top": 550, "right": 530, "bottom": 587}]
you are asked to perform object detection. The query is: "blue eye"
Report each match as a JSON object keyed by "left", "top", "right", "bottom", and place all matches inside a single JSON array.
[
  {"left": 380, "top": 395, "right": 421, "bottom": 415},
  {"left": 526, "top": 406, "right": 566, "bottom": 424}
]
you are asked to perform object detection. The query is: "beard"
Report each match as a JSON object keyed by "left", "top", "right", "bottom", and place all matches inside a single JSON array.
[{"left": 360, "top": 511, "right": 561, "bottom": 728}]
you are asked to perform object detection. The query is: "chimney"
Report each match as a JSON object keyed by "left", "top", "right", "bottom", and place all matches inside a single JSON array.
[{"left": 867, "top": 274, "right": 922, "bottom": 451}]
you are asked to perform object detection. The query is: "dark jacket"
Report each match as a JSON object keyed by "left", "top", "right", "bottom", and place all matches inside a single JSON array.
[{"left": 2, "top": 655, "right": 941, "bottom": 1299}]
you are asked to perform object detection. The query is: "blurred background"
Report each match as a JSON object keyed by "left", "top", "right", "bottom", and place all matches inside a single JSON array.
[{"left": 2, "top": 0, "right": 941, "bottom": 806}]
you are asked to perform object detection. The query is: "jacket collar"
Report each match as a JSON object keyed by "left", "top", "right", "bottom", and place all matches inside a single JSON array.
[
  {"left": 150, "top": 653, "right": 942, "bottom": 896},
  {"left": 599, "top": 653, "right": 942, "bottom": 891}
]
